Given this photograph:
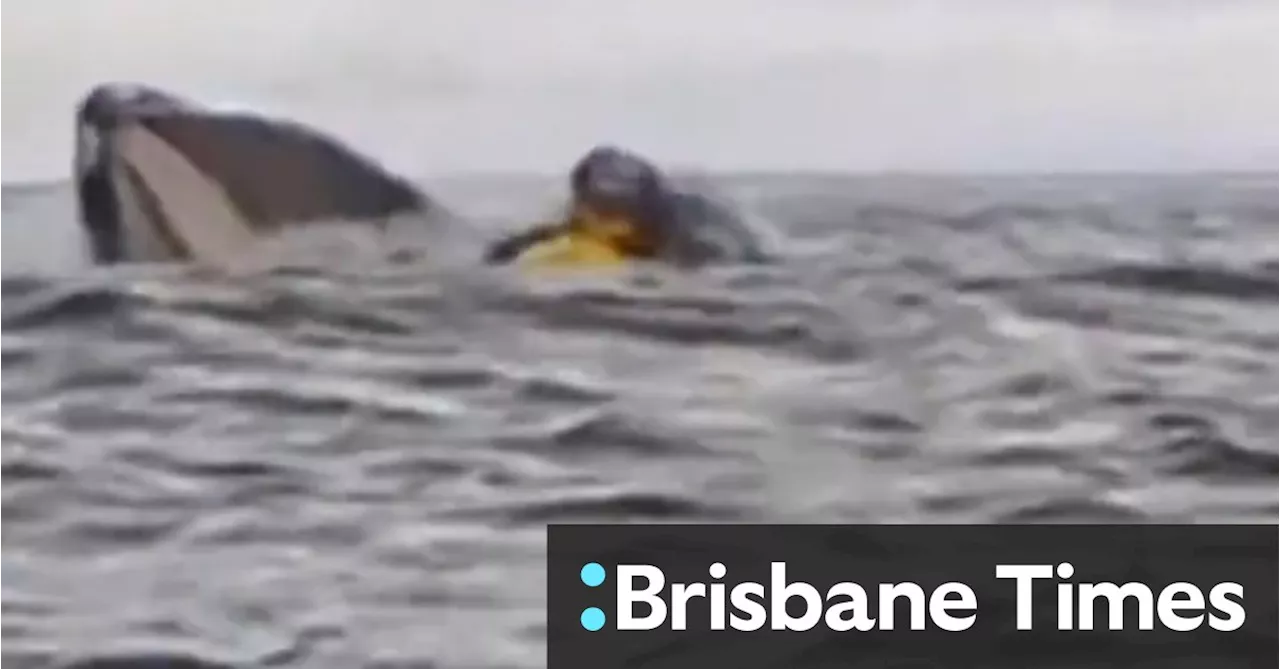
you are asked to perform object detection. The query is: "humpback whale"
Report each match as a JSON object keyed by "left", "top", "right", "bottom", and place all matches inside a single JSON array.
[
  {"left": 484, "top": 146, "right": 770, "bottom": 270},
  {"left": 74, "top": 83, "right": 431, "bottom": 265}
]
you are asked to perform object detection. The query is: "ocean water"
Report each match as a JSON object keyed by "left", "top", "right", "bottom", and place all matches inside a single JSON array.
[
  {"left": 3, "top": 1, "right": 1279, "bottom": 667},
  {"left": 2, "top": 172, "right": 1277, "bottom": 668}
]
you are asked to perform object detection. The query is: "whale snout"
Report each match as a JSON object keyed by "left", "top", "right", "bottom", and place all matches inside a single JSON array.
[
  {"left": 77, "top": 83, "right": 192, "bottom": 129},
  {"left": 74, "top": 83, "right": 193, "bottom": 182}
]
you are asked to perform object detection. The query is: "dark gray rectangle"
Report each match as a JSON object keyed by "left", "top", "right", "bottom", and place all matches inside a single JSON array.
[{"left": 548, "top": 525, "right": 1277, "bottom": 668}]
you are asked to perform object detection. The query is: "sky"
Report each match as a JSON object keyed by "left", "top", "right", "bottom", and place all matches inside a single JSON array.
[{"left": 2, "top": 0, "right": 1276, "bottom": 181}]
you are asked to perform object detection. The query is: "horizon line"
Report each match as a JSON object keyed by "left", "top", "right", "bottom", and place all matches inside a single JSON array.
[{"left": 3, "top": 168, "right": 1276, "bottom": 191}]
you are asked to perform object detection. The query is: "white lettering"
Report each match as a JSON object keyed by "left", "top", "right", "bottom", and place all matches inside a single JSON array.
[
  {"left": 729, "top": 581, "right": 767, "bottom": 631},
  {"left": 1156, "top": 582, "right": 1205, "bottom": 632},
  {"left": 709, "top": 563, "right": 727, "bottom": 630},
  {"left": 1079, "top": 582, "right": 1154, "bottom": 631},
  {"left": 929, "top": 582, "right": 977, "bottom": 632},
  {"left": 671, "top": 582, "right": 705, "bottom": 631},
  {"left": 1208, "top": 582, "right": 1245, "bottom": 631},
  {"left": 770, "top": 562, "right": 823, "bottom": 631},
  {"left": 879, "top": 582, "right": 927, "bottom": 630},
  {"left": 996, "top": 564, "right": 1052, "bottom": 630},
  {"left": 617, "top": 565, "right": 666, "bottom": 630},
  {"left": 824, "top": 582, "right": 875, "bottom": 632}
]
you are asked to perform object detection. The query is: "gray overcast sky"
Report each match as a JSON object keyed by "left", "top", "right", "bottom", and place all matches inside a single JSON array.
[{"left": 3, "top": 0, "right": 1276, "bottom": 181}]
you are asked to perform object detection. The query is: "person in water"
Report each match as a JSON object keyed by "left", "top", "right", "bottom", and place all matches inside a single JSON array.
[{"left": 484, "top": 146, "right": 769, "bottom": 269}]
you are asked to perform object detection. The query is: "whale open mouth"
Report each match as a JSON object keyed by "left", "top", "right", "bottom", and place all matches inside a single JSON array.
[{"left": 73, "top": 83, "right": 427, "bottom": 265}]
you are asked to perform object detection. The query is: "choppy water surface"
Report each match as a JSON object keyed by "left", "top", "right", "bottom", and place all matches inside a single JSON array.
[{"left": 3, "top": 173, "right": 1277, "bottom": 668}]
